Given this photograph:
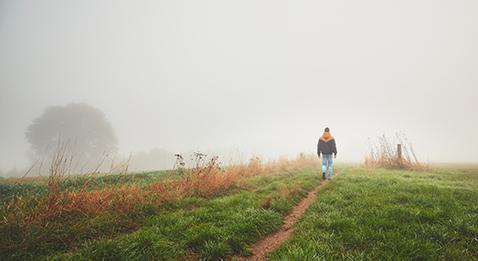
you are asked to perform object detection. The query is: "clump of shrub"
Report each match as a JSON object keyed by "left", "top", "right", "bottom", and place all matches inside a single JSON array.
[{"left": 365, "top": 133, "right": 426, "bottom": 170}]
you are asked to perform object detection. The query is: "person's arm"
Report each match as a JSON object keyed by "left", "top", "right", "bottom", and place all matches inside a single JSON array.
[
  {"left": 332, "top": 139, "right": 337, "bottom": 158},
  {"left": 317, "top": 140, "right": 321, "bottom": 158}
]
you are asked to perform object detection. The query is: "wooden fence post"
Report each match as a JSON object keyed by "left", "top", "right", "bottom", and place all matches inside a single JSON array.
[{"left": 397, "top": 144, "right": 402, "bottom": 160}]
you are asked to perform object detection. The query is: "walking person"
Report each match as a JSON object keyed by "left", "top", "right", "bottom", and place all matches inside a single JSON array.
[{"left": 317, "top": 127, "right": 337, "bottom": 180}]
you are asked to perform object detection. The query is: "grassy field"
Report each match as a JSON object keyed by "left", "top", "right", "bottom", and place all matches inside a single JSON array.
[
  {"left": 0, "top": 170, "right": 181, "bottom": 202},
  {"left": 0, "top": 161, "right": 321, "bottom": 260},
  {"left": 270, "top": 167, "right": 478, "bottom": 260},
  {"left": 2, "top": 164, "right": 477, "bottom": 260}
]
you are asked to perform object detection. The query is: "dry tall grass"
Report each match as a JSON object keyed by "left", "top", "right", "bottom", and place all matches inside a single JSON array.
[
  {"left": 2, "top": 152, "right": 317, "bottom": 227},
  {"left": 364, "top": 133, "right": 426, "bottom": 170}
]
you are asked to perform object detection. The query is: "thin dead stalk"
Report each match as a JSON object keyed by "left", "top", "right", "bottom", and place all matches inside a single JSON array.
[{"left": 365, "top": 133, "right": 426, "bottom": 170}]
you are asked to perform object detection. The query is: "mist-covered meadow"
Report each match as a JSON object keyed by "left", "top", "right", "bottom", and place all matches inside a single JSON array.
[{"left": 1, "top": 0, "right": 477, "bottom": 260}]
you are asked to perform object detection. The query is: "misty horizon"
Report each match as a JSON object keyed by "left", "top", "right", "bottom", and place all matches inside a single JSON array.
[{"left": 1, "top": 0, "right": 478, "bottom": 173}]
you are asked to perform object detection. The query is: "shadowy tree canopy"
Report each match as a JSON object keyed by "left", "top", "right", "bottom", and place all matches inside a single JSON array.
[{"left": 25, "top": 103, "right": 118, "bottom": 162}]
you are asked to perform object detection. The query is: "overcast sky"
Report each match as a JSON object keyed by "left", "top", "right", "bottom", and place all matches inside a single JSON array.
[{"left": 1, "top": 0, "right": 477, "bottom": 170}]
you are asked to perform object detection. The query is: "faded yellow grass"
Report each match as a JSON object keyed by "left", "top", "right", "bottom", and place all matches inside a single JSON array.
[{"left": 2, "top": 154, "right": 317, "bottom": 227}]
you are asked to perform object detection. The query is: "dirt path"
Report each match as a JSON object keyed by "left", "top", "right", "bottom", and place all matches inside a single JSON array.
[{"left": 237, "top": 178, "right": 332, "bottom": 261}]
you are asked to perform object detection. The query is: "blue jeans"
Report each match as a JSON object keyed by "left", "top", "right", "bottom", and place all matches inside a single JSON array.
[{"left": 322, "top": 154, "right": 333, "bottom": 177}]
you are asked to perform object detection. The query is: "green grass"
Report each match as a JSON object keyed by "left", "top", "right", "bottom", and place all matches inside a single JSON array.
[
  {"left": 0, "top": 170, "right": 180, "bottom": 202},
  {"left": 1, "top": 167, "right": 322, "bottom": 260},
  {"left": 51, "top": 168, "right": 321, "bottom": 260},
  {"left": 0, "top": 170, "right": 187, "bottom": 260},
  {"left": 5, "top": 166, "right": 477, "bottom": 260},
  {"left": 269, "top": 167, "right": 478, "bottom": 260}
]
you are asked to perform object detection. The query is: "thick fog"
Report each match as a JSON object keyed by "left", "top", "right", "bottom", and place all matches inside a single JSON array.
[{"left": 1, "top": 0, "right": 477, "bottom": 174}]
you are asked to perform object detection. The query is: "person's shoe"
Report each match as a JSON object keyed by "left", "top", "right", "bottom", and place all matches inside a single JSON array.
[
  {"left": 322, "top": 173, "right": 326, "bottom": 180},
  {"left": 327, "top": 176, "right": 333, "bottom": 180}
]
